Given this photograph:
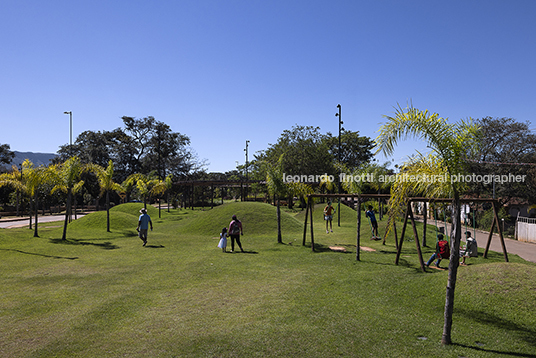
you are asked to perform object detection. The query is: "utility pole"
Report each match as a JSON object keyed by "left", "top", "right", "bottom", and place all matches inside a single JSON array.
[
  {"left": 64, "top": 111, "right": 73, "bottom": 156},
  {"left": 244, "top": 140, "right": 250, "bottom": 201},
  {"left": 335, "top": 104, "right": 343, "bottom": 226}
]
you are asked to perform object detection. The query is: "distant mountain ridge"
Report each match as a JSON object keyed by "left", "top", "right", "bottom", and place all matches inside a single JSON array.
[{"left": 5, "top": 151, "right": 57, "bottom": 169}]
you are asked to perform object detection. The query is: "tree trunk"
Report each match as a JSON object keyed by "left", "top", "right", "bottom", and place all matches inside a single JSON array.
[
  {"left": 167, "top": 192, "right": 170, "bottom": 212},
  {"left": 442, "top": 191, "right": 462, "bottom": 345},
  {"left": 277, "top": 196, "right": 282, "bottom": 244},
  {"left": 29, "top": 198, "right": 32, "bottom": 230},
  {"left": 33, "top": 194, "right": 39, "bottom": 237},
  {"left": 106, "top": 190, "right": 111, "bottom": 232},
  {"left": 62, "top": 189, "right": 72, "bottom": 240}
]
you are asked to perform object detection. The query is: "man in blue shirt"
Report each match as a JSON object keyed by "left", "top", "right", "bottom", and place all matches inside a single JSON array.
[{"left": 137, "top": 208, "right": 153, "bottom": 246}]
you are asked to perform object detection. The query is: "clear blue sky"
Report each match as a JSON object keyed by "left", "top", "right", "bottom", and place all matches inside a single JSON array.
[{"left": 1, "top": 0, "right": 535, "bottom": 173}]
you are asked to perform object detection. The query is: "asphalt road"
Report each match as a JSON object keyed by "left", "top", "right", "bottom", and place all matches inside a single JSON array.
[
  {"left": 0, "top": 215, "right": 84, "bottom": 229},
  {"left": 422, "top": 220, "right": 536, "bottom": 263}
]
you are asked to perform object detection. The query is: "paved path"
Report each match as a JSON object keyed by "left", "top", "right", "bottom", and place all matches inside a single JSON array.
[
  {"left": 0, "top": 215, "right": 85, "bottom": 229},
  {"left": 426, "top": 219, "right": 536, "bottom": 263}
]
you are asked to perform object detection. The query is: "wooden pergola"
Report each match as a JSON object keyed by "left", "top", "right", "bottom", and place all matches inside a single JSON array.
[{"left": 172, "top": 180, "right": 263, "bottom": 208}]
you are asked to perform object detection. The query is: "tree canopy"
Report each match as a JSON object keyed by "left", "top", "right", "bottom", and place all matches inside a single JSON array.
[
  {"left": 0, "top": 143, "right": 15, "bottom": 167},
  {"left": 466, "top": 116, "right": 536, "bottom": 204},
  {"left": 56, "top": 116, "right": 199, "bottom": 182},
  {"left": 255, "top": 125, "right": 374, "bottom": 181}
]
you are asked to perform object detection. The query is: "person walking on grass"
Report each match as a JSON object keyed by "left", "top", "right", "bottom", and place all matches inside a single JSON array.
[
  {"left": 137, "top": 208, "right": 153, "bottom": 246},
  {"left": 324, "top": 201, "right": 335, "bottom": 233},
  {"left": 228, "top": 215, "right": 244, "bottom": 252},
  {"left": 218, "top": 227, "right": 228, "bottom": 253}
]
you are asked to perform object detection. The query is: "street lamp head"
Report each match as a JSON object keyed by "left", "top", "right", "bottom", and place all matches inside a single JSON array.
[
  {"left": 337, "top": 104, "right": 341, "bottom": 109},
  {"left": 64, "top": 111, "right": 71, "bottom": 115},
  {"left": 335, "top": 113, "right": 339, "bottom": 117}
]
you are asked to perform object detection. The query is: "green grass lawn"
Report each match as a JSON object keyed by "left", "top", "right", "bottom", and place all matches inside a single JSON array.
[{"left": 1, "top": 202, "right": 535, "bottom": 357}]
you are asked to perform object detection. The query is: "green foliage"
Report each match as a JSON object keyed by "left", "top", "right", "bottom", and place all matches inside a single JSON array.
[
  {"left": 466, "top": 117, "right": 536, "bottom": 204},
  {"left": 477, "top": 207, "right": 508, "bottom": 231}
]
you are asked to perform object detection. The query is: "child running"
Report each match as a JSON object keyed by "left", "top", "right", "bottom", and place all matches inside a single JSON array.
[{"left": 218, "top": 227, "right": 228, "bottom": 252}]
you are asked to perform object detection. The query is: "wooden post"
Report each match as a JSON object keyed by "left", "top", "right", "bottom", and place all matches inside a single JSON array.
[
  {"left": 356, "top": 196, "right": 361, "bottom": 261},
  {"left": 484, "top": 218, "right": 495, "bottom": 259},
  {"left": 310, "top": 198, "right": 315, "bottom": 252},
  {"left": 211, "top": 185, "right": 214, "bottom": 209},
  {"left": 382, "top": 215, "right": 391, "bottom": 246},
  {"left": 395, "top": 203, "right": 410, "bottom": 265},
  {"left": 493, "top": 201, "right": 509, "bottom": 262},
  {"left": 408, "top": 204, "right": 426, "bottom": 272},
  {"left": 303, "top": 197, "right": 310, "bottom": 246}
]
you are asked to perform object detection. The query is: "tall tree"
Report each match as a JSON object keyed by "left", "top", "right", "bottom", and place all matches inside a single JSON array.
[
  {"left": 466, "top": 117, "right": 536, "bottom": 203},
  {"left": 0, "top": 143, "right": 15, "bottom": 167},
  {"left": 264, "top": 155, "right": 312, "bottom": 243},
  {"left": 257, "top": 125, "right": 334, "bottom": 178},
  {"left": 0, "top": 160, "right": 53, "bottom": 237},
  {"left": 375, "top": 105, "right": 480, "bottom": 345},
  {"left": 264, "top": 155, "right": 288, "bottom": 244},
  {"left": 325, "top": 130, "right": 375, "bottom": 170},
  {"left": 88, "top": 160, "right": 123, "bottom": 232},
  {"left": 51, "top": 156, "right": 86, "bottom": 240},
  {"left": 124, "top": 172, "right": 167, "bottom": 210}
]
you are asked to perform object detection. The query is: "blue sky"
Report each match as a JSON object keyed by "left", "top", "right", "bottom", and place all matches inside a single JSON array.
[{"left": 1, "top": 0, "right": 535, "bottom": 173}]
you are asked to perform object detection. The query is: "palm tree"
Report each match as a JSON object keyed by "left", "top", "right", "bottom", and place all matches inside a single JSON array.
[
  {"left": 50, "top": 156, "right": 86, "bottom": 240},
  {"left": 265, "top": 155, "right": 312, "bottom": 244},
  {"left": 0, "top": 160, "right": 52, "bottom": 237},
  {"left": 265, "top": 155, "right": 288, "bottom": 244},
  {"left": 124, "top": 172, "right": 167, "bottom": 210},
  {"left": 375, "top": 105, "right": 480, "bottom": 345},
  {"left": 88, "top": 160, "right": 123, "bottom": 232}
]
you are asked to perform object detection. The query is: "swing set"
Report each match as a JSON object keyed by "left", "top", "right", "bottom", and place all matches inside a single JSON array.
[
  {"left": 389, "top": 197, "right": 508, "bottom": 272},
  {"left": 302, "top": 194, "right": 509, "bottom": 272},
  {"left": 302, "top": 193, "right": 390, "bottom": 261}
]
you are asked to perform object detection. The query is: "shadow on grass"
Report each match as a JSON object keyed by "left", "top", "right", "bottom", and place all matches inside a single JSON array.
[
  {"left": 455, "top": 308, "right": 536, "bottom": 354},
  {"left": 49, "top": 238, "right": 119, "bottom": 250},
  {"left": 223, "top": 249, "right": 258, "bottom": 254},
  {"left": 0, "top": 248, "right": 78, "bottom": 260},
  {"left": 239, "top": 249, "right": 258, "bottom": 254},
  {"left": 144, "top": 244, "right": 165, "bottom": 248},
  {"left": 453, "top": 343, "right": 536, "bottom": 358},
  {"left": 122, "top": 230, "right": 139, "bottom": 237},
  {"left": 311, "top": 243, "right": 353, "bottom": 254}
]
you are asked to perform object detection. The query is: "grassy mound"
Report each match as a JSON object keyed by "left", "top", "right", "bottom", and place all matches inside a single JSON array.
[
  {"left": 110, "top": 203, "right": 158, "bottom": 217},
  {"left": 294, "top": 201, "right": 359, "bottom": 224},
  {"left": 68, "top": 210, "right": 138, "bottom": 231},
  {"left": 180, "top": 201, "right": 303, "bottom": 236},
  {"left": 68, "top": 203, "right": 156, "bottom": 232}
]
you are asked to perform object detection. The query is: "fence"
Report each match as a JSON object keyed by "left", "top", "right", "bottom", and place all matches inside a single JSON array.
[{"left": 516, "top": 215, "right": 536, "bottom": 243}]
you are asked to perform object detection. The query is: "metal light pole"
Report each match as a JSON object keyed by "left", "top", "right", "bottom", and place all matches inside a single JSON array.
[
  {"left": 335, "top": 104, "right": 343, "bottom": 227},
  {"left": 244, "top": 140, "right": 250, "bottom": 201},
  {"left": 64, "top": 111, "right": 72, "bottom": 155}
]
